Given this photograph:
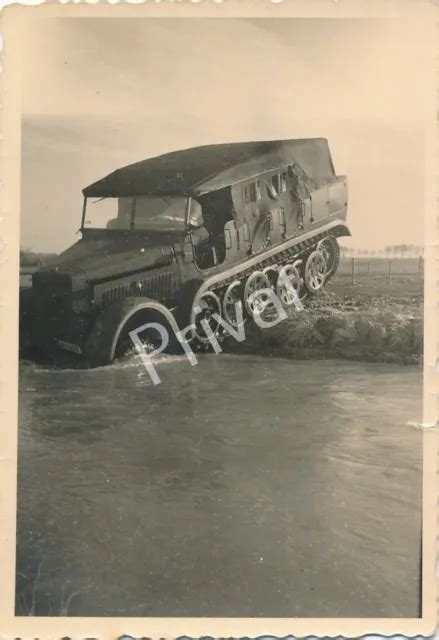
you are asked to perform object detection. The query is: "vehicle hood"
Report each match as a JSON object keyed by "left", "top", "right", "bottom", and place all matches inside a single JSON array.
[{"left": 48, "top": 233, "right": 176, "bottom": 283}]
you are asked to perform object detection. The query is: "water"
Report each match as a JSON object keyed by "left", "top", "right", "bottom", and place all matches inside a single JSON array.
[{"left": 16, "top": 355, "right": 422, "bottom": 618}]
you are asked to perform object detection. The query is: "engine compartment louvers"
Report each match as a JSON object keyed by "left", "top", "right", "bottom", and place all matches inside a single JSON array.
[{"left": 102, "top": 272, "right": 173, "bottom": 306}]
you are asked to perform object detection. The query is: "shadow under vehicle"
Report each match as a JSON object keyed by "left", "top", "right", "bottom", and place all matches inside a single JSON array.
[{"left": 22, "top": 138, "right": 350, "bottom": 366}]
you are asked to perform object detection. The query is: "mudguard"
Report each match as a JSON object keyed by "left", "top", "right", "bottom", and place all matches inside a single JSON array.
[{"left": 83, "top": 297, "right": 181, "bottom": 367}]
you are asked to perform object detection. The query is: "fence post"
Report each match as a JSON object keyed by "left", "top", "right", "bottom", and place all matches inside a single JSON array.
[
  {"left": 388, "top": 260, "right": 392, "bottom": 285},
  {"left": 367, "top": 261, "right": 371, "bottom": 276},
  {"left": 419, "top": 256, "right": 423, "bottom": 277},
  {"left": 351, "top": 257, "right": 356, "bottom": 285}
]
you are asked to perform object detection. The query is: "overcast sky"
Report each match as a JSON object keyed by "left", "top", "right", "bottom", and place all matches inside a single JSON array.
[{"left": 21, "top": 17, "right": 426, "bottom": 253}]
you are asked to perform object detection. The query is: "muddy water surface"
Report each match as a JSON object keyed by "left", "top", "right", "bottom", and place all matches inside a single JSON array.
[{"left": 16, "top": 355, "right": 422, "bottom": 617}]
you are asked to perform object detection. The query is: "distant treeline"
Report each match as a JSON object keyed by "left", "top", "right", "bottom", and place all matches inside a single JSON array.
[
  {"left": 340, "top": 244, "right": 424, "bottom": 258},
  {"left": 20, "top": 249, "right": 58, "bottom": 268}
]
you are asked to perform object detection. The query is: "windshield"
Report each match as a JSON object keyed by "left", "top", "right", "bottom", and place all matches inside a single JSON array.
[{"left": 83, "top": 196, "right": 189, "bottom": 232}]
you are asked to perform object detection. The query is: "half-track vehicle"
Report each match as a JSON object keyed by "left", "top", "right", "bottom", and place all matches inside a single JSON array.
[{"left": 23, "top": 138, "right": 350, "bottom": 365}]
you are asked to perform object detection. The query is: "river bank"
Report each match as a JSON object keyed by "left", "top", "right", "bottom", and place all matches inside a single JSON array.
[{"left": 225, "top": 276, "right": 423, "bottom": 365}]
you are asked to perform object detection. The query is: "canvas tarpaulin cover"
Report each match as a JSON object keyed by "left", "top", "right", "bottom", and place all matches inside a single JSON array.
[{"left": 82, "top": 138, "right": 336, "bottom": 198}]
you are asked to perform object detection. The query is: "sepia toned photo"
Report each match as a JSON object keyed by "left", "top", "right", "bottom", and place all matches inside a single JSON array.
[{"left": 0, "top": 2, "right": 437, "bottom": 638}]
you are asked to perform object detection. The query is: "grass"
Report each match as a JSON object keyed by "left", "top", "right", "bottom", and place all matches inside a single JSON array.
[{"left": 337, "top": 256, "right": 423, "bottom": 276}]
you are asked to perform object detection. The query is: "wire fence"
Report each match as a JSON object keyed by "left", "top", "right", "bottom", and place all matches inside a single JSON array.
[{"left": 336, "top": 257, "right": 424, "bottom": 284}]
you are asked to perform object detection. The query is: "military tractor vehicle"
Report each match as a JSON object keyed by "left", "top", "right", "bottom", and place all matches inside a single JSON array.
[{"left": 24, "top": 138, "right": 350, "bottom": 366}]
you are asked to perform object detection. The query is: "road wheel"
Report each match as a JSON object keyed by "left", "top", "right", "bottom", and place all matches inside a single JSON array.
[
  {"left": 222, "top": 280, "right": 245, "bottom": 329},
  {"left": 263, "top": 265, "right": 279, "bottom": 289},
  {"left": 190, "top": 290, "right": 222, "bottom": 344},
  {"left": 243, "top": 271, "right": 272, "bottom": 318},
  {"left": 304, "top": 250, "right": 327, "bottom": 293},
  {"left": 276, "top": 263, "right": 302, "bottom": 307},
  {"left": 317, "top": 236, "right": 340, "bottom": 278}
]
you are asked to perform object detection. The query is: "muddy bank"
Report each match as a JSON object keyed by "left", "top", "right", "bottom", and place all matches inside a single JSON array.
[{"left": 225, "top": 284, "right": 423, "bottom": 365}]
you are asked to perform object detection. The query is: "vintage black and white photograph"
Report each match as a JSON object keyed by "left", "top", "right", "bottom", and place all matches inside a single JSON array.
[{"left": 0, "top": 3, "right": 437, "bottom": 637}]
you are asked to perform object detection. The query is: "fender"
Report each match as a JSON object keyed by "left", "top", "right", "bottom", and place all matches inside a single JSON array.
[
  {"left": 83, "top": 296, "right": 180, "bottom": 366},
  {"left": 330, "top": 222, "right": 350, "bottom": 238}
]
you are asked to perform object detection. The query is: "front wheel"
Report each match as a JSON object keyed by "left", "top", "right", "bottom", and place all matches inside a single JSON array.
[
  {"left": 83, "top": 298, "right": 181, "bottom": 367},
  {"left": 114, "top": 316, "right": 169, "bottom": 360}
]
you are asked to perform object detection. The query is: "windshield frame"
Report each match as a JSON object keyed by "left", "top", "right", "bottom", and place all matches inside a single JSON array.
[{"left": 80, "top": 195, "right": 192, "bottom": 233}]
